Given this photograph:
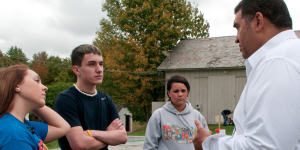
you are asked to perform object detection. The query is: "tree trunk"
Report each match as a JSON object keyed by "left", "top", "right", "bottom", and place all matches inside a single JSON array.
[{"left": 144, "top": 105, "right": 150, "bottom": 123}]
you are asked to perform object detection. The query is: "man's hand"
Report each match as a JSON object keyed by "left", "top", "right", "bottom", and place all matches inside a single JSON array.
[
  {"left": 106, "top": 118, "right": 124, "bottom": 131},
  {"left": 193, "top": 119, "right": 211, "bottom": 150}
]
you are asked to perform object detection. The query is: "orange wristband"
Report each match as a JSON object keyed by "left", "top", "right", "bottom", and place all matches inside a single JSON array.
[{"left": 87, "top": 129, "right": 92, "bottom": 137}]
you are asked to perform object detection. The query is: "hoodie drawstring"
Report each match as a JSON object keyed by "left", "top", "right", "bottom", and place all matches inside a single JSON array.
[{"left": 176, "top": 113, "right": 190, "bottom": 129}]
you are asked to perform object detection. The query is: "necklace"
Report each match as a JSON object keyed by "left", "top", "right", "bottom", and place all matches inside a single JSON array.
[{"left": 73, "top": 84, "right": 97, "bottom": 97}]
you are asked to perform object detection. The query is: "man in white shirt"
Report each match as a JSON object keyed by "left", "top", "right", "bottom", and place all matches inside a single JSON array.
[{"left": 193, "top": 0, "right": 300, "bottom": 149}]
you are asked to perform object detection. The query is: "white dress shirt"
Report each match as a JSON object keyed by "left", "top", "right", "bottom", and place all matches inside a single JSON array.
[{"left": 202, "top": 30, "right": 300, "bottom": 150}]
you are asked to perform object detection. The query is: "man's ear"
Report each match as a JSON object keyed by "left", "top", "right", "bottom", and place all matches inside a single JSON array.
[
  {"left": 254, "top": 12, "right": 264, "bottom": 32},
  {"left": 72, "top": 65, "right": 80, "bottom": 76}
]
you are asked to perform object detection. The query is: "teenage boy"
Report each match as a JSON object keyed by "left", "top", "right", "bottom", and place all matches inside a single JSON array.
[{"left": 54, "top": 44, "right": 127, "bottom": 150}]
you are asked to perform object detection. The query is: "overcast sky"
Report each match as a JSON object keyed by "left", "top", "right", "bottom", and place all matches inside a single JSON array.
[{"left": 0, "top": 0, "right": 299, "bottom": 59}]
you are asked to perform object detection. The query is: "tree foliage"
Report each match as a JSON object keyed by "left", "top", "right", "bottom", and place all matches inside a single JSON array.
[
  {"left": 46, "top": 82, "right": 74, "bottom": 109},
  {"left": 94, "top": 0, "right": 210, "bottom": 121},
  {"left": 6, "top": 46, "right": 29, "bottom": 64},
  {"left": 0, "top": 50, "right": 13, "bottom": 67},
  {"left": 0, "top": 46, "right": 28, "bottom": 67},
  {"left": 45, "top": 56, "right": 76, "bottom": 84},
  {"left": 2, "top": 46, "right": 76, "bottom": 85},
  {"left": 30, "top": 52, "right": 75, "bottom": 85},
  {"left": 31, "top": 51, "right": 51, "bottom": 85}
]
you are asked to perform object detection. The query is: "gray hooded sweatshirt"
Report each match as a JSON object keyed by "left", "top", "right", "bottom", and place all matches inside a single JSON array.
[{"left": 143, "top": 101, "right": 209, "bottom": 150}]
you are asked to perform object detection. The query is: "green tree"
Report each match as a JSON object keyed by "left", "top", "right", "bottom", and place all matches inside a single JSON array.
[
  {"left": 47, "top": 56, "right": 62, "bottom": 83},
  {"left": 46, "top": 82, "right": 73, "bottom": 109},
  {"left": 32, "top": 51, "right": 48, "bottom": 64},
  {"left": 94, "top": 0, "right": 209, "bottom": 122},
  {"left": 0, "top": 50, "right": 13, "bottom": 67},
  {"left": 45, "top": 56, "right": 62, "bottom": 84},
  {"left": 44, "top": 56, "right": 75, "bottom": 85},
  {"left": 6, "top": 46, "right": 28, "bottom": 64},
  {"left": 61, "top": 57, "right": 76, "bottom": 83},
  {"left": 31, "top": 51, "right": 51, "bottom": 85},
  {"left": 55, "top": 69, "right": 71, "bottom": 83}
]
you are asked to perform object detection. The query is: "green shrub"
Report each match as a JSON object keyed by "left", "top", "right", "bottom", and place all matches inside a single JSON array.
[{"left": 45, "top": 82, "right": 74, "bottom": 109}]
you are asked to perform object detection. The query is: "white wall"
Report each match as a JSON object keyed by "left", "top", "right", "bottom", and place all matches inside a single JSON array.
[{"left": 152, "top": 102, "right": 165, "bottom": 113}]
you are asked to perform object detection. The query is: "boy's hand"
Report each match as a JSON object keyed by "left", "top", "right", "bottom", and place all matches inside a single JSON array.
[{"left": 107, "top": 118, "right": 123, "bottom": 131}]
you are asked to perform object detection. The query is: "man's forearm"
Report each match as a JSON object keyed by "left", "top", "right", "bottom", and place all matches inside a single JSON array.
[{"left": 90, "top": 129, "right": 127, "bottom": 145}]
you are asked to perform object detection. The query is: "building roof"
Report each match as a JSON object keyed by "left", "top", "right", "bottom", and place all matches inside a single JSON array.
[
  {"left": 115, "top": 103, "right": 124, "bottom": 113},
  {"left": 158, "top": 30, "right": 300, "bottom": 71}
]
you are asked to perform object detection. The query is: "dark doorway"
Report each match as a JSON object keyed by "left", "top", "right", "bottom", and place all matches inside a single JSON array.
[{"left": 126, "top": 115, "right": 130, "bottom": 131}]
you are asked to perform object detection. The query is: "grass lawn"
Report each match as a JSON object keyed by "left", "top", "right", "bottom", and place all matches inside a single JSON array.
[
  {"left": 208, "top": 124, "right": 235, "bottom": 135},
  {"left": 45, "top": 124, "right": 235, "bottom": 149},
  {"left": 127, "top": 125, "right": 147, "bottom": 136},
  {"left": 45, "top": 140, "right": 59, "bottom": 149}
]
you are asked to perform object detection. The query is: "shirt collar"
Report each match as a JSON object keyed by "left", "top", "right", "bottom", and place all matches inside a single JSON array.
[{"left": 244, "top": 30, "right": 297, "bottom": 77}]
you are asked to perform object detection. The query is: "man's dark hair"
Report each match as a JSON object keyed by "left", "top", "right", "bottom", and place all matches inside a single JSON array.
[
  {"left": 71, "top": 44, "right": 102, "bottom": 66},
  {"left": 234, "top": 0, "right": 292, "bottom": 29},
  {"left": 167, "top": 75, "right": 190, "bottom": 101}
]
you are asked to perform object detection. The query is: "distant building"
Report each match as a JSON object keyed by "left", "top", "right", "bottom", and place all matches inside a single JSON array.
[
  {"left": 154, "top": 30, "right": 300, "bottom": 124},
  {"left": 25, "top": 113, "right": 29, "bottom": 120},
  {"left": 115, "top": 103, "right": 132, "bottom": 132}
]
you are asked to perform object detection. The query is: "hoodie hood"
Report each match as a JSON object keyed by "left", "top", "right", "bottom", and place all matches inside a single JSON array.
[
  {"left": 163, "top": 101, "right": 194, "bottom": 115},
  {"left": 163, "top": 101, "right": 194, "bottom": 129}
]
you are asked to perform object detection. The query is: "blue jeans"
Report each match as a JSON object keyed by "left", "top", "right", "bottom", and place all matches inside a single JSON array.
[{"left": 222, "top": 112, "right": 227, "bottom": 126}]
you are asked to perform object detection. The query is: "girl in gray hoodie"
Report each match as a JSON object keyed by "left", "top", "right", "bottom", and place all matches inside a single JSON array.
[{"left": 143, "top": 75, "right": 209, "bottom": 150}]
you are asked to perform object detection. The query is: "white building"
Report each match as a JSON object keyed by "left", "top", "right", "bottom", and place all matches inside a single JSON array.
[{"left": 115, "top": 104, "right": 132, "bottom": 132}]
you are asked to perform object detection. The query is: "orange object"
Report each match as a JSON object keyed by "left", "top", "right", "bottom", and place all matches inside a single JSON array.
[
  {"left": 215, "top": 129, "right": 223, "bottom": 133},
  {"left": 87, "top": 129, "right": 92, "bottom": 137}
]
